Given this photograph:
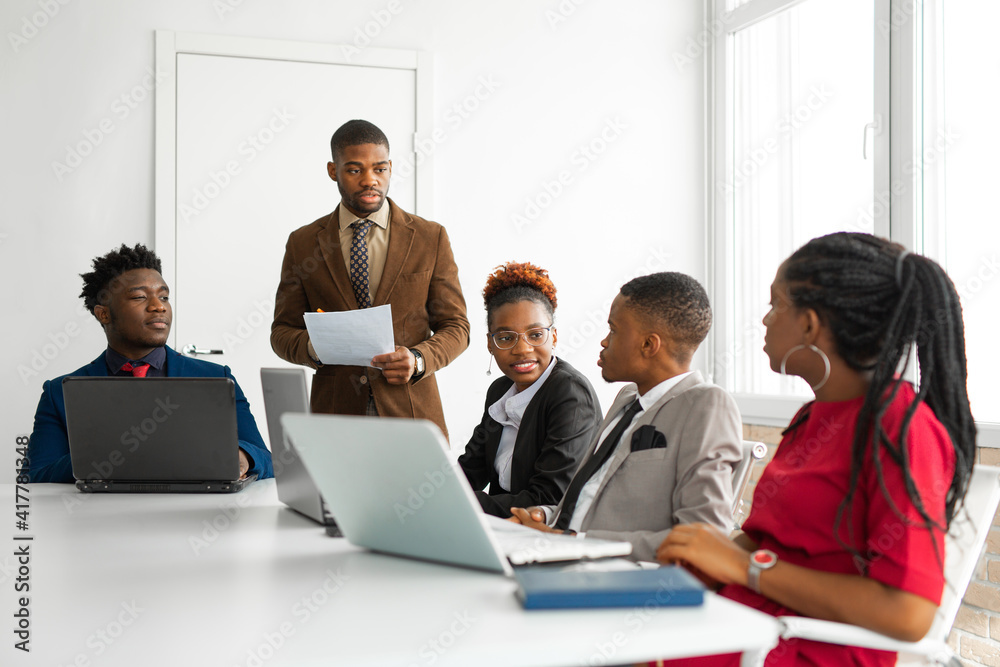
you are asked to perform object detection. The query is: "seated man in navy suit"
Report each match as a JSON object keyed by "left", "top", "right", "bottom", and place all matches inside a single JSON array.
[{"left": 28, "top": 243, "right": 273, "bottom": 483}]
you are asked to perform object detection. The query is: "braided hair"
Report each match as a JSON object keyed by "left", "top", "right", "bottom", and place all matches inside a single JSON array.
[
  {"left": 781, "top": 232, "right": 975, "bottom": 555},
  {"left": 80, "top": 243, "right": 163, "bottom": 317},
  {"left": 482, "top": 262, "right": 557, "bottom": 329}
]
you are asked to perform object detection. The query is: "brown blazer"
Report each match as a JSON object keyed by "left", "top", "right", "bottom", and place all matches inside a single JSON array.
[{"left": 270, "top": 199, "right": 470, "bottom": 438}]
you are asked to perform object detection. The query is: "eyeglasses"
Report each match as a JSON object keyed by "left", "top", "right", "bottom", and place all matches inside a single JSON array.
[{"left": 487, "top": 327, "right": 553, "bottom": 350}]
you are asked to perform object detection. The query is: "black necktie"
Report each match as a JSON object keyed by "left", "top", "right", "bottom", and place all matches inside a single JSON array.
[{"left": 554, "top": 398, "right": 643, "bottom": 530}]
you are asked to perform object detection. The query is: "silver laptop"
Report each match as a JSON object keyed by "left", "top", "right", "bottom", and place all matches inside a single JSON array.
[
  {"left": 260, "top": 368, "right": 336, "bottom": 527},
  {"left": 63, "top": 377, "right": 255, "bottom": 493},
  {"left": 282, "top": 413, "right": 632, "bottom": 574}
]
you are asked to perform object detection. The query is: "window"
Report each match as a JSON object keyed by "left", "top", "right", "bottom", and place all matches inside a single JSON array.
[
  {"left": 710, "top": 0, "right": 889, "bottom": 423},
  {"left": 921, "top": 1, "right": 1000, "bottom": 434},
  {"left": 711, "top": 0, "right": 999, "bottom": 443}
]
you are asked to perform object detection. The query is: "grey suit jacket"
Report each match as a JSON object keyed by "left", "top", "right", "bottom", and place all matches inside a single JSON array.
[{"left": 548, "top": 371, "right": 742, "bottom": 562}]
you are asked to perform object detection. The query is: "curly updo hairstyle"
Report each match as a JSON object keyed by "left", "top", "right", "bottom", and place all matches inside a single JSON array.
[{"left": 482, "top": 262, "right": 557, "bottom": 329}]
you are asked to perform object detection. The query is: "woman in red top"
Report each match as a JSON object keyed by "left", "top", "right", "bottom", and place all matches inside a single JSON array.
[{"left": 657, "top": 233, "right": 976, "bottom": 666}]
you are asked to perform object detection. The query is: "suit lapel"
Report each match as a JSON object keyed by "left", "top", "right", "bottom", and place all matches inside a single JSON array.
[
  {"left": 552, "top": 386, "right": 637, "bottom": 518},
  {"left": 83, "top": 352, "right": 109, "bottom": 376},
  {"left": 372, "top": 200, "right": 414, "bottom": 306},
  {"left": 316, "top": 208, "right": 359, "bottom": 308},
  {"left": 589, "top": 373, "right": 706, "bottom": 505}
]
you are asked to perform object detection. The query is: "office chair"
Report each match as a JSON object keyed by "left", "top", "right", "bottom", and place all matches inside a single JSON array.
[
  {"left": 764, "top": 465, "right": 1000, "bottom": 667},
  {"left": 732, "top": 441, "right": 768, "bottom": 529}
]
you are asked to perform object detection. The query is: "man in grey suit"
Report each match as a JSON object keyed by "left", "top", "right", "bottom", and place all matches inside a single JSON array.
[{"left": 510, "top": 272, "right": 742, "bottom": 562}]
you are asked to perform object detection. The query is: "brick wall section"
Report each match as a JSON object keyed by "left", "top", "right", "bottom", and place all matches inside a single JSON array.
[{"left": 740, "top": 424, "right": 1000, "bottom": 666}]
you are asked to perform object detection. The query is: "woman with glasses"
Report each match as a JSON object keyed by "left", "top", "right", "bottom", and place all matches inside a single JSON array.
[{"left": 457, "top": 261, "right": 602, "bottom": 518}]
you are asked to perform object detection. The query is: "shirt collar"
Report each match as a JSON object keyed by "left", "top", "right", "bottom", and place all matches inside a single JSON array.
[
  {"left": 104, "top": 346, "right": 167, "bottom": 374},
  {"left": 488, "top": 357, "right": 558, "bottom": 428},
  {"left": 337, "top": 199, "right": 390, "bottom": 232},
  {"left": 636, "top": 371, "right": 693, "bottom": 412}
]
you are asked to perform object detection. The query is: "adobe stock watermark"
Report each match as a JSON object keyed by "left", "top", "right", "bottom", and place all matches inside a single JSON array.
[
  {"left": 749, "top": 416, "right": 845, "bottom": 514},
  {"left": 188, "top": 482, "right": 271, "bottom": 555},
  {"left": 713, "top": 321, "right": 764, "bottom": 380},
  {"left": 877, "top": 0, "right": 921, "bottom": 38},
  {"left": 340, "top": 0, "right": 412, "bottom": 62},
  {"left": 851, "top": 126, "right": 960, "bottom": 232},
  {"left": 61, "top": 395, "right": 181, "bottom": 514},
  {"left": 213, "top": 0, "right": 246, "bottom": 20},
  {"left": 53, "top": 600, "right": 144, "bottom": 667},
  {"left": 545, "top": 0, "right": 589, "bottom": 30},
  {"left": 7, "top": 0, "right": 74, "bottom": 53},
  {"left": 392, "top": 74, "right": 502, "bottom": 181},
  {"left": 583, "top": 579, "right": 712, "bottom": 666},
  {"left": 179, "top": 107, "right": 295, "bottom": 224},
  {"left": 393, "top": 462, "right": 458, "bottom": 523},
  {"left": 219, "top": 298, "right": 273, "bottom": 353},
  {"left": 512, "top": 116, "right": 628, "bottom": 232},
  {"left": 557, "top": 246, "right": 672, "bottom": 357},
  {"left": 956, "top": 254, "right": 1000, "bottom": 305},
  {"left": 406, "top": 611, "right": 476, "bottom": 667},
  {"left": 718, "top": 83, "right": 834, "bottom": 196},
  {"left": 672, "top": 10, "right": 736, "bottom": 72},
  {"left": 17, "top": 319, "right": 84, "bottom": 385},
  {"left": 234, "top": 568, "right": 350, "bottom": 667},
  {"left": 51, "top": 67, "right": 169, "bottom": 182}
]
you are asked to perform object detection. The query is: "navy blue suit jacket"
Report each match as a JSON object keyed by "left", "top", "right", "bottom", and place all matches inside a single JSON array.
[{"left": 27, "top": 346, "right": 273, "bottom": 483}]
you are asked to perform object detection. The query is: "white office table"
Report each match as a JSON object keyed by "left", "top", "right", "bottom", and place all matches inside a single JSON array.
[{"left": 1, "top": 482, "right": 779, "bottom": 666}]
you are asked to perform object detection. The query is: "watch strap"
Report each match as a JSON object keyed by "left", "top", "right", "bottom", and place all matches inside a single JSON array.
[{"left": 747, "top": 549, "right": 777, "bottom": 594}]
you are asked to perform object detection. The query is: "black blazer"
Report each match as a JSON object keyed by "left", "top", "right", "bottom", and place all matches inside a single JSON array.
[{"left": 457, "top": 358, "right": 602, "bottom": 517}]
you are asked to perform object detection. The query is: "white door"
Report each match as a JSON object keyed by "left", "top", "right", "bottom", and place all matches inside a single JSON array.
[{"left": 159, "top": 35, "right": 424, "bottom": 448}]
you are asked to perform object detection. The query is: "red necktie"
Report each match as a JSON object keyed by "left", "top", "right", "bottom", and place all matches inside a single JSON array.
[{"left": 121, "top": 362, "right": 150, "bottom": 377}]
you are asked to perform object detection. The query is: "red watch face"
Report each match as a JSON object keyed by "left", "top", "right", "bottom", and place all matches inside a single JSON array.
[{"left": 752, "top": 551, "right": 776, "bottom": 566}]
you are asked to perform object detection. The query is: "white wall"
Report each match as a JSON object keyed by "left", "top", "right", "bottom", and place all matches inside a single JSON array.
[{"left": 0, "top": 0, "right": 707, "bottom": 480}]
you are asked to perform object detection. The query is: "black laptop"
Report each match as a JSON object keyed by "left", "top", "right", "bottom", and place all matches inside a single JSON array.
[{"left": 62, "top": 377, "right": 256, "bottom": 493}]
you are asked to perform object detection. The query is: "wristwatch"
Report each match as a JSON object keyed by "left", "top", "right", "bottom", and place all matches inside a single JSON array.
[
  {"left": 411, "top": 349, "right": 425, "bottom": 381},
  {"left": 747, "top": 549, "right": 778, "bottom": 593}
]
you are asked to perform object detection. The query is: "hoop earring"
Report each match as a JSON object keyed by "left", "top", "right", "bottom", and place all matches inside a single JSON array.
[{"left": 780, "top": 344, "right": 831, "bottom": 393}]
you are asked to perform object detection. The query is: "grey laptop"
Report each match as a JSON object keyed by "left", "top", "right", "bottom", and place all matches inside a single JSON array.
[
  {"left": 63, "top": 377, "right": 256, "bottom": 493},
  {"left": 259, "top": 368, "right": 337, "bottom": 527},
  {"left": 282, "top": 413, "right": 632, "bottom": 574}
]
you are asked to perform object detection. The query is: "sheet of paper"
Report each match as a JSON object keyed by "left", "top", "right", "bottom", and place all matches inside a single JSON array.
[{"left": 303, "top": 305, "right": 395, "bottom": 367}]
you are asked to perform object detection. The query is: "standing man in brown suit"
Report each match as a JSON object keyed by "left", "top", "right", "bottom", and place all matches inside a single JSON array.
[{"left": 271, "top": 120, "right": 469, "bottom": 438}]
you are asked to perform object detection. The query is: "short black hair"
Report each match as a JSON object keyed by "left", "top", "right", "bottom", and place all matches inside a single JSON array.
[
  {"left": 80, "top": 243, "right": 162, "bottom": 316},
  {"left": 330, "top": 120, "right": 390, "bottom": 162},
  {"left": 619, "top": 272, "right": 712, "bottom": 357}
]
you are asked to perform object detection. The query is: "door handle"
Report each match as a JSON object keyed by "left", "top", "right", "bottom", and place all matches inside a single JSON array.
[
  {"left": 862, "top": 115, "right": 881, "bottom": 160},
  {"left": 182, "top": 344, "right": 224, "bottom": 356}
]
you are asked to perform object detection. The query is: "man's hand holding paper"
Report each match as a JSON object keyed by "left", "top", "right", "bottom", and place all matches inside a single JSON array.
[{"left": 303, "top": 305, "right": 395, "bottom": 367}]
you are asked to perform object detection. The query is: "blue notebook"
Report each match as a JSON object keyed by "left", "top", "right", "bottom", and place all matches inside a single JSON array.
[{"left": 514, "top": 565, "right": 705, "bottom": 610}]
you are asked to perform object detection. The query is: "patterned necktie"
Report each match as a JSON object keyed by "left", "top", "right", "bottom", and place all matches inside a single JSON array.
[
  {"left": 349, "top": 220, "right": 374, "bottom": 308},
  {"left": 554, "top": 398, "right": 643, "bottom": 531},
  {"left": 121, "top": 361, "right": 150, "bottom": 377}
]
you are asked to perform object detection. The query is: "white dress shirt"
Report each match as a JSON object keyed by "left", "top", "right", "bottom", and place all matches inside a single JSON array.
[
  {"left": 487, "top": 357, "right": 558, "bottom": 491},
  {"left": 560, "top": 371, "right": 692, "bottom": 533}
]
